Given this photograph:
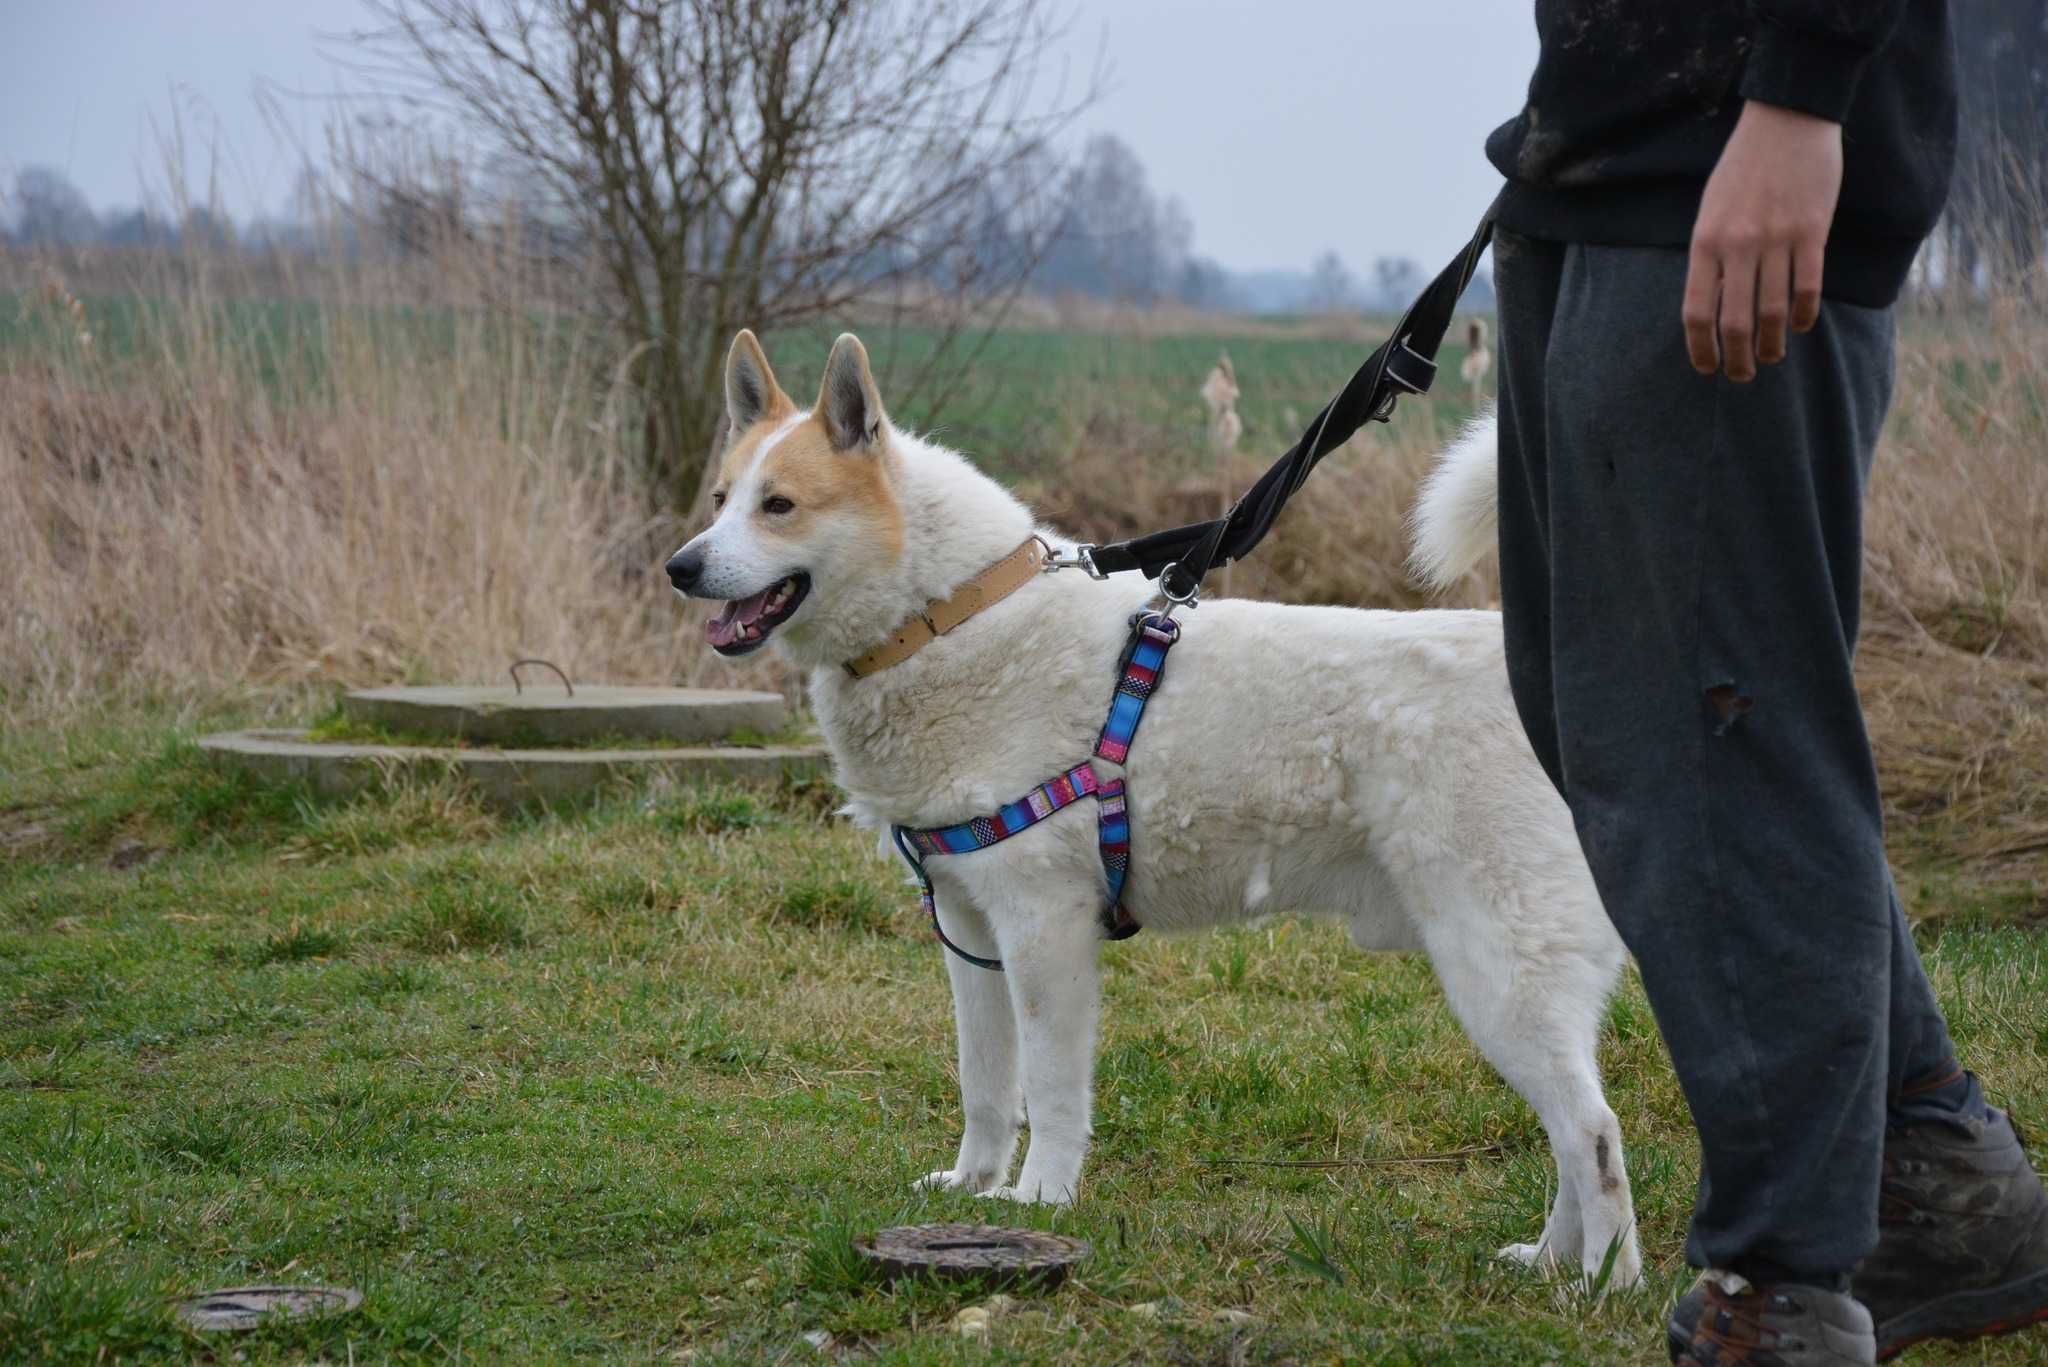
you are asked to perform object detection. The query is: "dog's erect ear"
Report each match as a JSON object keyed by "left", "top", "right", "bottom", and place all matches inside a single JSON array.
[
  {"left": 725, "top": 330, "right": 789, "bottom": 435},
  {"left": 816, "top": 333, "right": 886, "bottom": 452}
]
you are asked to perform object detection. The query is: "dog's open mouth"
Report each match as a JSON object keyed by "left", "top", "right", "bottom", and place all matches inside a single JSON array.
[{"left": 705, "top": 573, "right": 810, "bottom": 656}]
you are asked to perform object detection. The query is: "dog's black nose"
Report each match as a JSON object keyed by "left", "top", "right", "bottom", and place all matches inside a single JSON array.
[{"left": 665, "top": 549, "right": 704, "bottom": 592}]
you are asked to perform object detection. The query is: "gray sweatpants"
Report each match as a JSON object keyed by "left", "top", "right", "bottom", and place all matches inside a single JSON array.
[{"left": 1491, "top": 232, "right": 1979, "bottom": 1280}]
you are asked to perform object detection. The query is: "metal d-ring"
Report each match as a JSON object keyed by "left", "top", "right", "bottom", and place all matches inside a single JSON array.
[
  {"left": 509, "top": 658, "right": 574, "bottom": 697},
  {"left": 1157, "top": 561, "right": 1202, "bottom": 608}
]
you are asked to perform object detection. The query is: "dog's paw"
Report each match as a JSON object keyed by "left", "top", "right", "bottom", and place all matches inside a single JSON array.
[
  {"left": 980, "top": 1182, "right": 1073, "bottom": 1207},
  {"left": 1495, "top": 1241, "right": 1558, "bottom": 1270},
  {"left": 914, "top": 1169, "right": 999, "bottom": 1194}
]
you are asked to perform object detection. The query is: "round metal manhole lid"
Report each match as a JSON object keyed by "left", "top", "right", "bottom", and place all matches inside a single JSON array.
[
  {"left": 175, "top": 1284, "right": 363, "bottom": 1331},
  {"left": 856, "top": 1223, "right": 1091, "bottom": 1288}
]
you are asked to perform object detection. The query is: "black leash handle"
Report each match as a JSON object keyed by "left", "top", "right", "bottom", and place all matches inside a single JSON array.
[{"left": 1088, "top": 199, "right": 1500, "bottom": 596}]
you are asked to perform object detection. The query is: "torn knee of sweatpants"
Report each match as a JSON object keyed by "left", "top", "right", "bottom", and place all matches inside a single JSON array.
[{"left": 1705, "top": 682, "right": 1754, "bottom": 735}]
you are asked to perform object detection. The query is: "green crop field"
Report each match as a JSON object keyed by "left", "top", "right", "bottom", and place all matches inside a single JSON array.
[
  {"left": 0, "top": 286, "right": 1486, "bottom": 482},
  {"left": 752, "top": 321, "right": 1491, "bottom": 479}
]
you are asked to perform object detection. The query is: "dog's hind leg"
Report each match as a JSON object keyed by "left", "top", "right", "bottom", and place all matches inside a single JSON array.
[
  {"left": 916, "top": 888, "right": 1021, "bottom": 1195},
  {"left": 977, "top": 882, "right": 1104, "bottom": 1207},
  {"left": 1412, "top": 884, "right": 1642, "bottom": 1289}
]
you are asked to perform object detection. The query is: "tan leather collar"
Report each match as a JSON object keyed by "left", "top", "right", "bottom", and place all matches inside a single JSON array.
[{"left": 842, "top": 538, "right": 1048, "bottom": 679}]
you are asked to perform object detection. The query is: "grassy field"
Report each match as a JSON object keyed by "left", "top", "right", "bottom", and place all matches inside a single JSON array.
[
  {"left": 4, "top": 238, "right": 2044, "bottom": 1360},
  {"left": 3, "top": 713, "right": 2045, "bottom": 1363}
]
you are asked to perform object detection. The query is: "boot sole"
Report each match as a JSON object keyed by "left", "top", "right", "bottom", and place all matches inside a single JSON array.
[{"left": 1875, "top": 1263, "right": 2048, "bottom": 1361}]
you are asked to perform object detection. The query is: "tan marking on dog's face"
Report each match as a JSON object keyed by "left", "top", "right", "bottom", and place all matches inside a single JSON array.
[{"left": 710, "top": 413, "right": 903, "bottom": 563}]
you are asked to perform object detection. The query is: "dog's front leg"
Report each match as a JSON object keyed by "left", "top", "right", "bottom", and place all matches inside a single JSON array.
[
  {"left": 984, "top": 891, "right": 1102, "bottom": 1207},
  {"left": 915, "top": 888, "right": 1020, "bottom": 1195}
]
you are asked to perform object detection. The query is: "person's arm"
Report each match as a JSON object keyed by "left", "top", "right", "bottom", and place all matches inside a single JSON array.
[
  {"left": 1681, "top": 2, "right": 1906, "bottom": 380},
  {"left": 1741, "top": 1, "right": 1905, "bottom": 126}
]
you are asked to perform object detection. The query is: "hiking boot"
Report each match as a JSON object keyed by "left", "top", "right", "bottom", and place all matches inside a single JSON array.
[
  {"left": 1666, "top": 1272, "right": 1875, "bottom": 1365},
  {"left": 1853, "top": 1106, "right": 2048, "bottom": 1357},
  {"left": 1667, "top": 1107, "right": 2048, "bottom": 1361}
]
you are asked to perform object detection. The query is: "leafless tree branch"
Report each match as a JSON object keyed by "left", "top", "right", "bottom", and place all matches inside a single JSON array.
[{"left": 345, "top": 0, "right": 1096, "bottom": 501}]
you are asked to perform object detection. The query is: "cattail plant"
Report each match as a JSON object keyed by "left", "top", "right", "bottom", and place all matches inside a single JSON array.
[
  {"left": 1459, "top": 317, "right": 1492, "bottom": 405},
  {"left": 1199, "top": 351, "right": 1243, "bottom": 455}
]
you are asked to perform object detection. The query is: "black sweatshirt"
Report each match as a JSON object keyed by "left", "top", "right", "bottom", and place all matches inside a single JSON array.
[{"left": 1485, "top": 1, "right": 1956, "bottom": 306}]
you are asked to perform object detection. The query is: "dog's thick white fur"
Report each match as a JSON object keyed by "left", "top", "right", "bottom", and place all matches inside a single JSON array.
[{"left": 672, "top": 333, "right": 1638, "bottom": 1285}]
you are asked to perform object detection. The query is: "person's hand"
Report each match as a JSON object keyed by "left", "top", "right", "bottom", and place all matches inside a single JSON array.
[{"left": 1682, "top": 100, "right": 1844, "bottom": 381}]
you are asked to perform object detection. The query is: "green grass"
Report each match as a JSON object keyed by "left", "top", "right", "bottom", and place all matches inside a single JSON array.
[
  {"left": 746, "top": 319, "right": 1491, "bottom": 481},
  {"left": 2, "top": 710, "right": 2044, "bottom": 1362}
]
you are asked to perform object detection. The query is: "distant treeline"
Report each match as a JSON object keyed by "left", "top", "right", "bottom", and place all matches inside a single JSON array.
[{"left": 0, "top": 136, "right": 1483, "bottom": 317}]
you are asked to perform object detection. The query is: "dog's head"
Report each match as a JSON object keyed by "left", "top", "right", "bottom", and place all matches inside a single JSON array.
[{"left": 665, "top": 331, "right": 905, "bottom": 661}]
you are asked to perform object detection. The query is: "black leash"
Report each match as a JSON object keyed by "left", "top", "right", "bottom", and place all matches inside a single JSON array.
[{"left": 1064, "top": 199, "right": 1499, "bottom": 602}]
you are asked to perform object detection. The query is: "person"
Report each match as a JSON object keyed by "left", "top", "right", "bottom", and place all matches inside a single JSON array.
[{"left": 1481, "top": 4, "right": 2048, "bottom": 1363}]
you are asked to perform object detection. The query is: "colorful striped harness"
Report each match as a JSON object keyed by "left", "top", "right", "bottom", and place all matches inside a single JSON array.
[{"left": 891, "top": 612, "right": 1180, "bottom": 972}]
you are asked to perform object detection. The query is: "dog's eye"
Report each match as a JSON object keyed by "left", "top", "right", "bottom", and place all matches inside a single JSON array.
[
  {"left": 762, "top": 495, "right": 795, "bottom": 515},
  {"left": 711, "top": 490, "right": 727, "bottom": 511}
]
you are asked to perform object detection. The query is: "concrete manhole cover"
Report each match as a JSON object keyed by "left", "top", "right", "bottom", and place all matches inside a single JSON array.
[
  {"left": 197, "top": 729, "right": 826, "bottom": 808},
  {"left": 343, "top": 684, "right": 788, "bottom": 746},
  {"left": 199, "top": 668, "right": 826, "bottom": 808},
  {"left": 175, "top": 1284, "right": 363, "bottom": 1331},
  {"left": 856, "top": 1224, "right": 1090, "bottom": 1289}
]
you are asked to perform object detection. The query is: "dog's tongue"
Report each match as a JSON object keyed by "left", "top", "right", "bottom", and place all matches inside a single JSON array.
[{"left": 705, "top": 587, "right": 775, "bottom": 646}]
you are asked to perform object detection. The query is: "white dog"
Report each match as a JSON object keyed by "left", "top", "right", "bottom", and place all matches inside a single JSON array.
[{"left": 667, "top": 330, "right": 1640, "bottom": 1286}]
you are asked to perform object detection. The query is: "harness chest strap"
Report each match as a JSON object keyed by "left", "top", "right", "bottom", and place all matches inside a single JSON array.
[
  {"left": 843, "top": 538, "right": 1049, "bottom": 679},
  {"left": 892, "top": 612, "right": 1179, "bottom": 972}
]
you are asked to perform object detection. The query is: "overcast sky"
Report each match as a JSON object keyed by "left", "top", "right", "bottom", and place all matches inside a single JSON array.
[{"left": 0, "top": 0, "right": 1536, "bottom": 273}]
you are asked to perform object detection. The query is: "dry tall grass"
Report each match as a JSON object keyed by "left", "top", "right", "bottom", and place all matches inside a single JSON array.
[
  {"left": 1, "top": 236, "right": 788, "bottom": 719},
  {"left": 3, "top": 239, "right": 2042, "bottom": 898},
  {"left": 1858, "top": 301, "right": 2048, "bottom": 892}
]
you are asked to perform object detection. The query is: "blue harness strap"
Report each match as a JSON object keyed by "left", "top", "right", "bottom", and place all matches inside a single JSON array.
[{"left": 891, "top": 612, "right": 1179, "bottom": 972}]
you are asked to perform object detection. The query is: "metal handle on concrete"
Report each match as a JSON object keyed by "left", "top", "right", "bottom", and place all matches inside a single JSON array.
[{"left": 508, "top": 658, "right": 574, "bottom": 697}]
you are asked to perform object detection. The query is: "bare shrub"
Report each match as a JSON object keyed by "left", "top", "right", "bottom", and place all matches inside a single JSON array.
[{"left": 348, "top": 0, "right": 1088, "bottom": 505}]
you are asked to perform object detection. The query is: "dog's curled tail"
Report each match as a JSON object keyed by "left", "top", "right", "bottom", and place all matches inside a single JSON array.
[{"left": 1407, "top": 411, "right": 1499, "bottom": 593}]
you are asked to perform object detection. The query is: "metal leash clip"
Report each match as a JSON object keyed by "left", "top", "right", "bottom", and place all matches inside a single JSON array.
[{"left": 1039, "top": 539, "right": 1109, "bottom": 579}]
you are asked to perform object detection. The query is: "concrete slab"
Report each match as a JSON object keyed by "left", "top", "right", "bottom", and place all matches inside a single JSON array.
[
  {"left": 342, "top": 685, "right": 787, "bottom": 745},
  {"left": 199, "top": 729, "right": 828, "bottom": 808}
]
